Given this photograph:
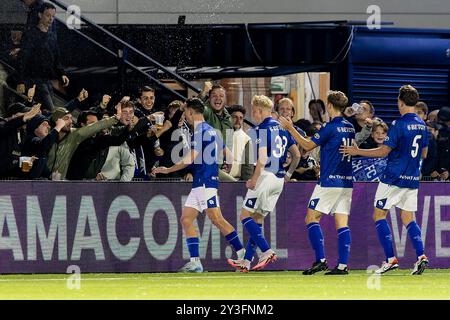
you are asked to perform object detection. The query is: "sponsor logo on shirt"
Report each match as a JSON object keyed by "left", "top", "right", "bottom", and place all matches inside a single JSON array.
[
  {"left": 399, "top": 175, "right": 419, "bottom": 181},
  {"left": 407, "top": 124, "right": 426, "bottom": 131},
  {"left": 328, "top": 174, "right": 353, "bottom": 180},
  {"left": 337, "top": 127, "right": 355, "bottom": 133}
]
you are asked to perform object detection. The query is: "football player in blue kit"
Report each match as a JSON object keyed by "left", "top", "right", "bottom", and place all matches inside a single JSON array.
[
  {"left": 280, "top": 91, "right": 355, "bottom": 275},
  {"left": 228, "top": 95, "right": 300, "bottom": 272},
  {"left": 341, "top": 85, "right": 429, "bottom": 275},
  {"left": 153, "top": 98, "right": 245, "bottom": 272}
]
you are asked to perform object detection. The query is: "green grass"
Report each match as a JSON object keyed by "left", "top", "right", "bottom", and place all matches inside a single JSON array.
[{"left": 0, "top": 270, "right": 449, "bottom": 300}]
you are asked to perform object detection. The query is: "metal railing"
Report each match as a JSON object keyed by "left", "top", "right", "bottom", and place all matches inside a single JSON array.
[{"left": 48, "top": 0, "right": 200, "bottom": 99}]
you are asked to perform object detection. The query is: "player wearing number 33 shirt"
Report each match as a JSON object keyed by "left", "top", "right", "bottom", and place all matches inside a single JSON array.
[
  {"left": 280, "top": 91, "right": 355, "bottom": 275},
  {"left": 340, "top": 85, "right": 429, "bottom": 275},
  {"left": 227, "top": 95, "right": 300, "bottom": 273}
]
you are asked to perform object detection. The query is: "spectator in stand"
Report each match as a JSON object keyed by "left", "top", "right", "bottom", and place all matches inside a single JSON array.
[
  {"left": 66, "top": 109, "right": 130, "bottom": 180},
  {"left": 287, "top": 148, "right": 320, "bottom": 181},
  {"left": 343, "top": 100, "right": 375, "bottom": 133},
  {"left": 46, "top": 103, "right": 121, "bottom": 180},
  {"left": 415, "top": 102, "right": 428, "bottom": 121},
  {"left": 70, "top": 112, "right": 134, "bottom": 182},
  {"left": 134, "top": 86, "right": 156, "bottom": 118},
  {"left": 295, "top": 119, "right": 321, "bottom": 164},
  {"left": 427, "top": 109, "right": 439, "bottom": 125},
  {"left": 227, "top": 104, "right": 254, "bottom": 181},
  {"left": 89, "top": 94, "right": 112, "bottom": 118},
  {"left": 359, "top": 120, "right": 388, "bottom": 149},
  {"left": 21, "top": 113, "right": 66, "bottom": 179},
  {"left": 198, "top": 81, "right": 235, "bottom": 182},
  {"left": 294, "top": 119, "right": 318, "bottom": 138},
  {"left": 433, "top": 107, "right": 450, "bottom": 181},
  {"left": 415, "top": 102, "right": 438, "bottom": 179},
  {"left": 198, "top": 82, "right": 232, "bottom": 140},
  {"left": 154, "top": 100, "right": 191, "bottom": 179},
  {"left": 21, "top": 0, "right": 57, "bottom": 35},
  {"left": 287, "top": 121, "right": 320, "bottom": 181},
  {"left": 276, "top": 98, "right": 306, "bottom": 137},
  {"left": 115, "top": 100, "right": 160, "bottom": 180},
  {"left": 308, "top": 99, "right": 327, "bottom": 124},
  {"left": 17, "top": 2, "right": 69, "bottom": 112},
  {"left": 0, "top": 103, "right": 40, "bottom": 178},
  {"left": 7, "top": 1, "right": 57, "bottom": 63}
]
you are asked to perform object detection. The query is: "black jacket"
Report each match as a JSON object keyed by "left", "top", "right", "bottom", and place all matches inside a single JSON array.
[
  {"left": 422, "top": 134, "right": 438, "bottom": 176},
  {"left": 21, "top": 129, "right": 59, "bottom": 179},
  {"left": 0, "top": 116, "right": 26, "bottom": 178},
  {"left": 18, "top": 26, "right": 64, "bottom": 82},
  {"left": 437, "top": 126, "right": 450, "bottom": 172},
  {"left": 66, "top": 127, "right": 129, "bottom": 180}
]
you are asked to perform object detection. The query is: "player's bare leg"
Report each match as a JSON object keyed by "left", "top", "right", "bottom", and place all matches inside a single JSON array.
[
  {"left": 179, "top": 207, "right": 203, "bottom": 273},
  {"left": 181, "top": 206, "right": 200, "bottom": 238},
  {"left": 205, "top": 207, "right": 245, "bottom": 263},
  {"left": 205, "top": 207, "right": 235, "bottom": 235}
]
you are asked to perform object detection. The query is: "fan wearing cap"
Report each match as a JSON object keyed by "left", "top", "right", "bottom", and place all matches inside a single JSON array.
[
  {"left": 0, "top": 103, "right": 41, "bottom": 178},
  {"left": 46, "top": 102, "right": 122, "bottom": 180},
  {"left": 21, "top": 114, "right": 66, "bottom": 179}
]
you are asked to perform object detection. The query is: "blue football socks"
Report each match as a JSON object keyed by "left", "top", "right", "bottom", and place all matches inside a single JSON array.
[
  {"left": 407, "top": 221, "right": 425, "bottom": 258},
  {"left": 186, "top": 237, "right": 199, "bottom": 258},
  {"left": 225, "top": 230, "right": 244, "bottom": 253},
  {"left": 307, "top": 222, "right": 326, "bottom": 262},
  {"left": 242, "top": 217, "right": 270, "bottom": 252},
  {"left": 244, "top": 223, "right": 263, "bottom": 261},
  {"left": 375, "top": 219, "right": 395, "bottom": 261},
  {"left": 337, "top": 227, "right": 351, "bottom": 266}
]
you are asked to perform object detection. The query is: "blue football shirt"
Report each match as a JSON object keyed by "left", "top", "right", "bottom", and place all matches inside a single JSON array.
[
  {"left": 250, "top": 117, "right": 296, "bottom": 178},
  {"left": 381, "top": 113, "right": 428, "bottom": 189},
  {"left": 190, "top": 122, "right": 221, "bottom": 189},
  {"left": 311, "top": 117, "right": 355, "bottom": 188}
]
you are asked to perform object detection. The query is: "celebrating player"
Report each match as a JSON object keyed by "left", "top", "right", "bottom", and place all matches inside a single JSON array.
[
  {"left": 153, "top": 98, "right": 245, "bottom": 272},
  {"left": 228, "top": 95, "right": 300, "bottom": 272},
  {"left": 340, "top": 85, "right": 428, "bottom": 275},
  {"left": 279, "top": 91, "right": 355, "bottom": 275}
]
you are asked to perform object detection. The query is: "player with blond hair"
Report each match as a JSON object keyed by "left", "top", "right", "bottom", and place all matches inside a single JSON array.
[{"left": 228, "top": 95, "right": 300, "bottom": 272}]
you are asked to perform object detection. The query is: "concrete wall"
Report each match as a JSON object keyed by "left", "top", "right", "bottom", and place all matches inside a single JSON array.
[{"left": 2, "top": 0, "right": 450, "bottom": 29}]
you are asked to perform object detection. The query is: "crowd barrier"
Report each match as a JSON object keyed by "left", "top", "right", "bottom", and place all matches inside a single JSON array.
[{"left": 0, "top": 181, "right": 449, "bottom": 273}]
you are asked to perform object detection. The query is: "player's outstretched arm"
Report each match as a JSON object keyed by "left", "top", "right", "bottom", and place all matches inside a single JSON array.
[
  {"left": 152, "top": 149, "right": 199, "bottom": 175},
  {"left": 278, "top": 116, "right": 317, "bottom": 151},
  {"left": 340, "top": 141, "right": 391, "bottom": 158}
]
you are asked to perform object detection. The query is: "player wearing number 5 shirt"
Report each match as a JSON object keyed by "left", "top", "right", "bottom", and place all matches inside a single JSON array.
[
  {"left": 280, "top": 91, "right": 355, "bottom": 275},
  {"left": 341, "top": 85, "right": 429, "bottom": 275}
]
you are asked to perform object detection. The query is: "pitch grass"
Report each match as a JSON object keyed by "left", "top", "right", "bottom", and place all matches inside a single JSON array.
[{"left": 0, "top": 269, "right": 449, "bottom": 300}]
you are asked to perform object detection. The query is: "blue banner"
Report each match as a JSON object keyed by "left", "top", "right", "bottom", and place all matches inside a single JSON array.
[{"left": 352, "top": 157, "right": 388, "bottom": 181}]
